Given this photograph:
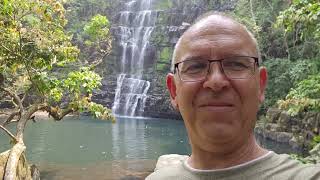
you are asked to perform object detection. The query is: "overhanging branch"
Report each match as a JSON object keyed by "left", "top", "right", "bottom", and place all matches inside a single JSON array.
[
  {"left": 24, "top": 104, "right": 76, "bottom": 121},
  {"left": 0, "top": 87, "right": 24, "bottom": 114},
  {"left": 2, "top": 111, "right": 20, "bottom": 126},
  {"left": 42, "top": 106, "right": 75, "bottom": 121},
  {"left": 0, "top": 125, "right": 18, "bottom": 143}
]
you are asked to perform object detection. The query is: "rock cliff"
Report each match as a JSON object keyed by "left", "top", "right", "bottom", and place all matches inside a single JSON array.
[{"left": 256, "top": 108, "right": 320, "bottom": 151}]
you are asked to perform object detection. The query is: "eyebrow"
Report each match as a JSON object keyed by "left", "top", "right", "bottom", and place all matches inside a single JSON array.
[
  {"left": 181, "top": 53, "right": 251, "bottom": 62},
  {"left": 182, "top": 56, "right": 206, "bottom": 61}
]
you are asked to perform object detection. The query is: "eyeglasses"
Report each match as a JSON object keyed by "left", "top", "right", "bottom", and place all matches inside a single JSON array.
[{"left": 173, "top": 56, "right": 259, "bottom": 82}]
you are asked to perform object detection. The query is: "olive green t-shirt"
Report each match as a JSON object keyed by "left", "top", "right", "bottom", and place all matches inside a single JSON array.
[{"left": 146, "top": 152, "right": 320, "bottom": 180}]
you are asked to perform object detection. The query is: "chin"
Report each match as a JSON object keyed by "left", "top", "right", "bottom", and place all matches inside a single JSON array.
[
  {"left": 196, "top": 111, "right": 238, "bottom": 126},
  {"left": 198, "top": 122, "right": 239, "bottom": 142}
]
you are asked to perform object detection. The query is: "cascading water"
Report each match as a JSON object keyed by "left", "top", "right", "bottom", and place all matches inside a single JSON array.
[{"left": 112, "top": 0, "right": 157, "bottom": 117}]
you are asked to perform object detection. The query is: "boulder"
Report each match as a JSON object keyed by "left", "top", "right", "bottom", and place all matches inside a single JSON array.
[
  {"left": 266, "top": 108, "right": 282, "bottom": 123},
  {"left": 278, "top": 111, "right": 291, "bottom": 131},
  {"left": 266, "top": 123, "right": 282, "bottom": 132},
  {"left": 289, "top": 136, "right": 300, "bottom": 150},
  {"left": 276, "top": 132, "right": 293, "bottom": 143},
  {"left": 303, "top": 112, "right": 319, "bottom": 130}
]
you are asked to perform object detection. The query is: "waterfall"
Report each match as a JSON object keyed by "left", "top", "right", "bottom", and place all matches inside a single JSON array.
[{"left": 112, "top": 0, "right": 156, "bottom": 117}]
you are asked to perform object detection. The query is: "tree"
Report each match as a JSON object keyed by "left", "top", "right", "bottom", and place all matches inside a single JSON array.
[
  {"left": 278, "top": 74, "right": 320, "bottom": 116},
  {"left": 276, "top": 0, "right": 320, "bottom": 115},
  {"left": 276, "top": 0, "right": 320, "bottom": 59},
  {"left": 0, "top": 0, "right": 114, "bottom": 179},
  {"left": 233, "top": 0, "right": 290, "bottom": 59},
  {"left": 78, "top": 14, "right": 112, "bottom": 66}
]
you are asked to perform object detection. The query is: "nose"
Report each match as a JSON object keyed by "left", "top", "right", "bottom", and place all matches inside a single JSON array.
[{"left": 202, "top": 62, "right": 231, "bottom": 91}]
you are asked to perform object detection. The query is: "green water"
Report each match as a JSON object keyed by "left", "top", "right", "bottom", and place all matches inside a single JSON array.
[
  {"left": 0, "top": 116, "right": 190, "bottom": 179},
  {"left": 0, "top": 116, "right": 300, "bottom": 179}
]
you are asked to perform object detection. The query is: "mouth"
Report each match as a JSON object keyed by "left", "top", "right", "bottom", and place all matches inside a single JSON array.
[{"left": 198, "top": 103, "right": 235, "bottom": 112}]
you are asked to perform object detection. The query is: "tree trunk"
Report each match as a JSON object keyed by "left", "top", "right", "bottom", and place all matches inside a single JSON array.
[{"left": 4, "top": 143, "right": 29, "bottom": 180}]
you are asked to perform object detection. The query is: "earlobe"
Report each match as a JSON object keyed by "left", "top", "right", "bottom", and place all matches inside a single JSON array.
[
  {"left": 258, "top": 67, "right": 268, "bottom": 103},
  {"left": 166, "top": 73, "right": 179, "bottom": 110}
]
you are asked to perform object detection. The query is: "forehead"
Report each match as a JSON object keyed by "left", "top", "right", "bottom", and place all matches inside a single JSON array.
[{"left": 176, "top": 16, "right": 257, "bottom": 61}]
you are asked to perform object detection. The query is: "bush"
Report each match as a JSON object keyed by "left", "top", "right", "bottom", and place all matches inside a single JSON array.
[
  {"left": 278, "top": 74, "right": 320, "bottom": 115},
  {"left": 262, "top": 58, "right": 318, "bottom": 112}
]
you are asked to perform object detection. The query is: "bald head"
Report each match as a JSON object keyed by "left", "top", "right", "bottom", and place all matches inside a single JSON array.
[{"left": 171, "top": 13, "right": 260, "bottom": 71}]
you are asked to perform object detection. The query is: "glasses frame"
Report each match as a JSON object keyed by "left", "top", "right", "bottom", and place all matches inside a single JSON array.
[{"left": 173, "top": 56, "right": 260, "bottom": 82}]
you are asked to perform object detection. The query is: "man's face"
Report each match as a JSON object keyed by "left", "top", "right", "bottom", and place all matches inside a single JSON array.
[{"left": 167, "top": 17, "right": 267, "bottom": 152}]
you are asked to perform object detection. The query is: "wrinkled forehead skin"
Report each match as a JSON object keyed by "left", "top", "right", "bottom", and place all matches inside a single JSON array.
[{"left": 174, "top": 15, "right": 258, "bottom": 63}]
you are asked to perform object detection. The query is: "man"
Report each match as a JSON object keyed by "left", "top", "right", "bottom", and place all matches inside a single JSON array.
[{"left": 146, "top": 12, "right": 320, "bottom": 179}]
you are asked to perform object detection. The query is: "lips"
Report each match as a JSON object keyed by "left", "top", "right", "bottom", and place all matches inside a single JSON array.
[
  {"left": 199, "top": 101, "right": 234, "bottom": 107},
  {"left": 198, "top": 102, "right": 235, "bottom": 112}
]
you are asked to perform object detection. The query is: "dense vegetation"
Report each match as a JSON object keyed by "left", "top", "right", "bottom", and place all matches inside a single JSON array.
[
  {"left": 233, "top": 0, "right": 320, "bottom": 115},
  {"left": 234, "top": 0, "right": 320, "bottom": 162}
]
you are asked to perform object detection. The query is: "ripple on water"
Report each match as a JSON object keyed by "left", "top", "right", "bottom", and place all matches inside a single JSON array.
[{"left": 39, "top": 159, "right": 156, "bottom": 180}]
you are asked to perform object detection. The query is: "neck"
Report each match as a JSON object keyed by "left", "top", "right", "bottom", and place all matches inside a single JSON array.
[{"left": 188, "top": 134, "right": 268, "bottom": 170}]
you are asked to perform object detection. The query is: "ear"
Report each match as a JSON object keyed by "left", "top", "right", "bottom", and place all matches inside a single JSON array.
[
  {"left": 166, "top": 73, "right": 179, "bottom": 110},
  {"left": 258, "top": 67, "right": 268, "bottom": 103}
]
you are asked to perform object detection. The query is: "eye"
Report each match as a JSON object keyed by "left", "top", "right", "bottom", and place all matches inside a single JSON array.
[
  {"left": 180, "top": 60, "right": 208, "bottom": 74},
  {"left": 223, "top": 58, "right": 251, "bottom": 71}
]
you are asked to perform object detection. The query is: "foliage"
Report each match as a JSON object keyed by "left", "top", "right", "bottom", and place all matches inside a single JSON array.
[
  {"left": 0, "top": 0, "right": 114, "bottom": 178},
  {"left": 233, "top": 0, "right": 290, "bottom": 59},
  {"left": 64, "top": 0, "right": 113, "bottom": 32},
  {"left": 310, "top": 135, "right": 320, "bottom": 148},
  {"left": 262, "top": 58, "right": 316, "bottom": 110},
  {"left": 0, "top": 0, "right": 113, "bottom": 120},
  {"left": 83, "top": 14, "right": 110, "bottom": 44},
  {"left": 154, "top": 0, "right": 173, "bottom": 10},
  {"left": 156, "top": 47, "right": 172, "bottom": 86},
  {"left": 290, "top": 153, "right": 315, "bottom": 164},
  {"left": 278, "top": 74, "right": 320, "bottom": 116},
  {"left": 64, "top": 0, "right": 114, "bottom": 71},
  {"left": 0, "top": 0, "right": 78, "bottom": 68},
  {"left": 275, "top": 0, "right": 320, "bottom": 59},
  {"left": 70, "top": 14, "right": 112, "bottom": 70},
  {"left": 276, "top": 0, "right": 320, "bottom": 44},
  {"left": 156, "top": 63, "right": 169, "bottom": 72},
  {"left": 159, "top": 47, "right": 172, "bottom": 61},
  {"left": 234, "top": 0, "right": 319, "bottom": 60}
]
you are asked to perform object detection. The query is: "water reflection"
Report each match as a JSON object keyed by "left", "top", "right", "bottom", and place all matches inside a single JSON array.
[
  {"left": 111, "top": 116, "right": 149, "bottom": 160},
  {"left": 0, "top": 116, "right": 303, "bottom": 179},
  {"left": 0, "top": 116, "right": 191, "bottom": 165}
]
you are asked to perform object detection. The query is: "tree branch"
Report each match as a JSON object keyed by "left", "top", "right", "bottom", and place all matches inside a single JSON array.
[
  {"left": 0, "top": 44, "right": 17, "bottom": 56},
  {"left": 0, "top": 125, "right": 18, "bottom": 143},
  {"left": 11, "top": 98, "right": 19, "bottom": 108},
  {"left": 265, "top": 0, "right": 273, "bottom": 10},
  {"left": 0, "top": 111, "right": 11, "bottom": 115},
  {"left": 42, "top": 106, "right": 76, "bottom": 121},
  {"left": 0, "top": 87, "right": 24, "bottom": 114},
  {"left": 21, "top": 93, "right": 27, "bottom": 104},
  {"left": 13, "top": 104, "right": 75, "bottom": 141},
  {"left": 2, "top": 111, "right": 20, "bottom": 126}
]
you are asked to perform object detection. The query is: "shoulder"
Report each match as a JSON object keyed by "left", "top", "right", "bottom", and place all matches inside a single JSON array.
[
  {"left": 146, "top": 164, "right": 189, "bottom": 180},
  {"left": 146, "top": 154, "right": 191, "bottom": 180},
  {"left": 261, "top": 152, "right": 320, "bottom": 179}
]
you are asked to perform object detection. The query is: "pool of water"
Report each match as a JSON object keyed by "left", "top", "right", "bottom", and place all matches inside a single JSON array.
[{"left": 0, "top": 116, "right": 300, "bottom": 179}]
